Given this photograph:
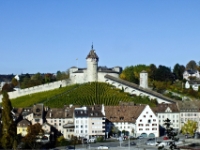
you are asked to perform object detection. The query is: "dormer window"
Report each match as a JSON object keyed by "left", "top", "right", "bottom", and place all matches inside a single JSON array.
[{"left": 120, "top": 117, "right": 124, "bottom": 120}]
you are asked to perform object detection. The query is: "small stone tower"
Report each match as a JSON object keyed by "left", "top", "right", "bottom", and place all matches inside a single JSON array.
[
  {"left": 140, "top": 70, "right": 148, "bottom": 89},
  {"left": 86, "top": 45, "right": 99, "bottom": 82}
]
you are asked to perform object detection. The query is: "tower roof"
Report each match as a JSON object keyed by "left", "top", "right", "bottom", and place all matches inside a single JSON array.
[{"left": 86, "top": 45, "right": 99, "bottom": 60}]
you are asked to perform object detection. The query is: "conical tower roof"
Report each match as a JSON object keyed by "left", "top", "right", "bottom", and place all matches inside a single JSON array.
[{"left": 86, "top": 44, "right": 99, "bottom": 61}]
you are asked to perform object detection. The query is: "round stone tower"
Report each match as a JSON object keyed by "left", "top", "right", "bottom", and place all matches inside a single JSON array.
[
  {"left": 139, "top": 70, "right": 148, "bottom": 89},
  {"left": 86, "top": 45, "right": 99, "bottom": 82}
]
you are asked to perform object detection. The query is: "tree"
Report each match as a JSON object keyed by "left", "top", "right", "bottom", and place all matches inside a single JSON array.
[
  {"left": 186, "top": 60, "right": 197, "bottom": 70},
  {"left": 173, "top": 64, "right": 185, "bottom": 80},
  {"left": 11, "top": 77, "right": 18, "bottom": 87},
  {"left": 162, "top": 118, "right": 179, "bottom": 150},
  {"left": 181, "top": 120, "right": 197, "bottom": 136},
  {"left": 154, "top": 65, "right": 174, "bottom": 82},
  {"left": 56, "top": 71, "right": 69, "bottom": 81},
  {"left": 148, "top": 64, "right": 157, "bottom": 81},
  {"left": 31, "top": 72, "right": 43, "bottom": 85},
  {"left": 1, "top": 91, "right": 17, "bottom": 149},
  {"left": 23, "top": 123, "right": 44, "bottom": 149},
  {"left": 111, "top": 126, "right": 119, "bottom": 135},
  {"left": 119, "top": 66, "right": 138, "bottom": 84}
]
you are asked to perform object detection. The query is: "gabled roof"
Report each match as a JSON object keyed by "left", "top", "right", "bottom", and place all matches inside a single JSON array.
[
  {"left": 105, "top": 105, "right": 146, "bottom": 123},
  {"left": 22, "top": 104, "right": 44, "bottom": 119},
  {"left": 177, "top": 101, "right": 200, "bottom": 112},
  {"left": 46, "top": 106, "right": 74, "bottom": 119},
  {"left": 185, "top": 69, "right": 198, "bottom": 74},
  {"left": 153, "top": 103, "right": 179, "bottom": 113},
  {"left": 104, "top": 74, "right": 177, "bottom": 103},
  {"left": 74, "top": 105, "right": 104, "bottom": 118},
  {"left": 17, "top": 119, "right": 31, "bottom": 127},
  {"left": 86, "top": 50, "right": 99, "bottom": 60}
]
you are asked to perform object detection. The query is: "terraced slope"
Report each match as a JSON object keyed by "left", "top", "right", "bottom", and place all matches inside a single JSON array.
[
  {"left": 11, "top": 82, "right": 157, "bottom": 108},
  {"left": 11, "top": 84, "right": 79, "bottom": 107}
]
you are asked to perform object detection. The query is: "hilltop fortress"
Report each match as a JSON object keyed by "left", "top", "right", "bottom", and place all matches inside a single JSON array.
[
  {"left": 0, "top": 45, "right": 177, "bottom": 104},
  {"left": 69, "top": 45, "right": 122, "bottom": 84}
]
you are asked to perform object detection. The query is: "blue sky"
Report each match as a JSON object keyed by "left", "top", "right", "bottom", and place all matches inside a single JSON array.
[{"left": 1, "top": 0, "right": 200, "bottom": 74}]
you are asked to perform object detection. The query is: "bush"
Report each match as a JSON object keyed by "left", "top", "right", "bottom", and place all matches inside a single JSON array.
[{"left": 96, "top": 136, "right": 104, "bottom": 142}]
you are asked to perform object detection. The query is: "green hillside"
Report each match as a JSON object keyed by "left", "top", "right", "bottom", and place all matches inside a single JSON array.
[{"left": 11, "top": 82, "right": 157, "bottom": 108}]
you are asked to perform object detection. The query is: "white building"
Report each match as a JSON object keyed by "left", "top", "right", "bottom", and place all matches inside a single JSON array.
[
  {"left": 105, "top": 103, "right": 159, "bottom": 138},
  {"left": 183, "top": 69, "right": 200, "bottom": 81},
  {"left": 153, "top": 104, "right": 180, "bottom": 136},
  {"left": 74, "top": 105, "right": 105, "bottom": 139},
  {"left": 177, "top": 101, "right": 200, "bottom": 132}
]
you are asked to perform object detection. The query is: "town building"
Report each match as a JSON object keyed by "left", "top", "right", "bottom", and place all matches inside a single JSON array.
[
  {"left": 105, "top": 103, "right": 159, "bottom": 138},
  {"left": 45, "top": 105, "right": 74, "bottom": 139},
  {"left": 183, "top": 69, "right": 200, "bottom": 81},
  {"left": 153, "top": 103, "right": 180, "bottom": 136},
  {"left": 22, "top": 103, "right": 44, "bottom": 125},
  {"left": 17, "top": 119, "right": 31, "bottom": 137},
  {"left": 177, "top": 101, "right": 200, "bottom": 132},
  {"left": 74, "top": 105, "right": 105, "bottom": 139}
]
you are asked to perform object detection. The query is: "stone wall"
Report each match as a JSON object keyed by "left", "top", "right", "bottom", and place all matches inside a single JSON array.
[{"left": 0, "top": 79, "right": 72, "bottom": 102}]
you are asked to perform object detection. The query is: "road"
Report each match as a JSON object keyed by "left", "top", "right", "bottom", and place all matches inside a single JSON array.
[{"left": 54, "top": 134, "right": 190, "bottom": 150}]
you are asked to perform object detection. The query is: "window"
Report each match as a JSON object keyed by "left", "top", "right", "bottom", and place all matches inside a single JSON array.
[
  {"left": 150, "top": 115, "right": 152, "bottom": 118},
  {"left": 146, "top": 124, "right": 149, "bottom": 126},
  {"left": 146, "top": 128, "right": 149, "bottom": 131},
  {"left": 81, "top": 125, "right": 83, "bottom": 128},
  {"left": 85, "top": 130, "right": 87, "bottom": 133},
  {"left": 143, "top": 115, "right": 146, "bottom": 118},
  {"left": 153, "top": 119, "right": 156, "bottom": 122},
  {"left": 81, "top": 130, "right": 83, "bottom": 133},
  {"left": 140, "top": 120, "right": 142, "bottom": 122},
  {"left": 76, "top": 125, "right": 78, "bottom": 128},
  {"left": 54, "top": 120, "right": 56, "bottom": 122},
  {"left": 59, "top": 120, "right": 61, "bottom": 122},
  {"left": 85, "top": 125, "right": 87, "bottom": 128},
  {"left": 146, "top": 112, "right": 148, "bottom": 114},
  {"left": 59, "top": 123, "right": 61, "bottom": 126},
  {"left": 139, "top": 128, "right": 143, "bottom": 131},
  {"left": 148, "top": 119, "right": 151, "bottom": 123}
]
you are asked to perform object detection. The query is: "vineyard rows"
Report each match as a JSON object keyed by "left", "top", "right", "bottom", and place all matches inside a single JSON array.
[{"left": 11, "top": 82, "right": 157, "bottom": 108}]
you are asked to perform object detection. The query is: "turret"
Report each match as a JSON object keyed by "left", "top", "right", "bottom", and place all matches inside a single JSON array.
[
  {"left": 140, "top": 70, "right": 148, "bottom": 89},
  {"left": 86, "top": 45, "right": 99, "bottom": 82}
]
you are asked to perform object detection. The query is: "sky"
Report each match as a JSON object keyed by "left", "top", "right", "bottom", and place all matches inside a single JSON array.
[{"left": 1, "top": 0, "right": 200, "bottom": 75}]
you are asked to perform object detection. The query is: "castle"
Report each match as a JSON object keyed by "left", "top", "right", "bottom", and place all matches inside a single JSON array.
[
  {"left": 69, "top": 45, "right": 122, "bottom": 84},
  {"left": 0, "top": 45, "right": 176, "bottom": 104}
]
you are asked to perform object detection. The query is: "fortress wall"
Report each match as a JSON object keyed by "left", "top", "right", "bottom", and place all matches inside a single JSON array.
[
  {"left": 106, "top": 79, "right": 171, "bottom": 104},
  {"left": 98, "top": 72, "right": 119, "bottom": 82},
  {"left": 0, "top": 79, "right": 72, "bottom": 102}
]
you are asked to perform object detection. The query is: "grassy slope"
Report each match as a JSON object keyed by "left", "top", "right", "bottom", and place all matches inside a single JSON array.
[{"left": 11, "top": 82, "right": 157, "bottom": 108}]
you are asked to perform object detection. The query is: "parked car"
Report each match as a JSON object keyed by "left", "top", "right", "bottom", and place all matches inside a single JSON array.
[
  {"left": 137, "top": 136, "right": 144, "bottom": 139},
  {"left": 66, "top": 146, "right": 75, "bottom": 150},
  {"left": 157, "top": 140, "right": 173, "bottom": 147},
  {"left": 88, "top": 138, "right": 96, "bottom": 143},
  {"left": 125, "top": 142, "right": 136, "bottom": 146},
  {"left": 185, "top": 134, "right": 194, "bottom": 139},
  {"left": 97, "top": 145, "right": 109, "bottom": 149},
  {"left": 146, "top": 140, "right": 158, "bottom": 146},
  {"left": 163, "top": 136, "right": 169, "bottom": 140}
]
